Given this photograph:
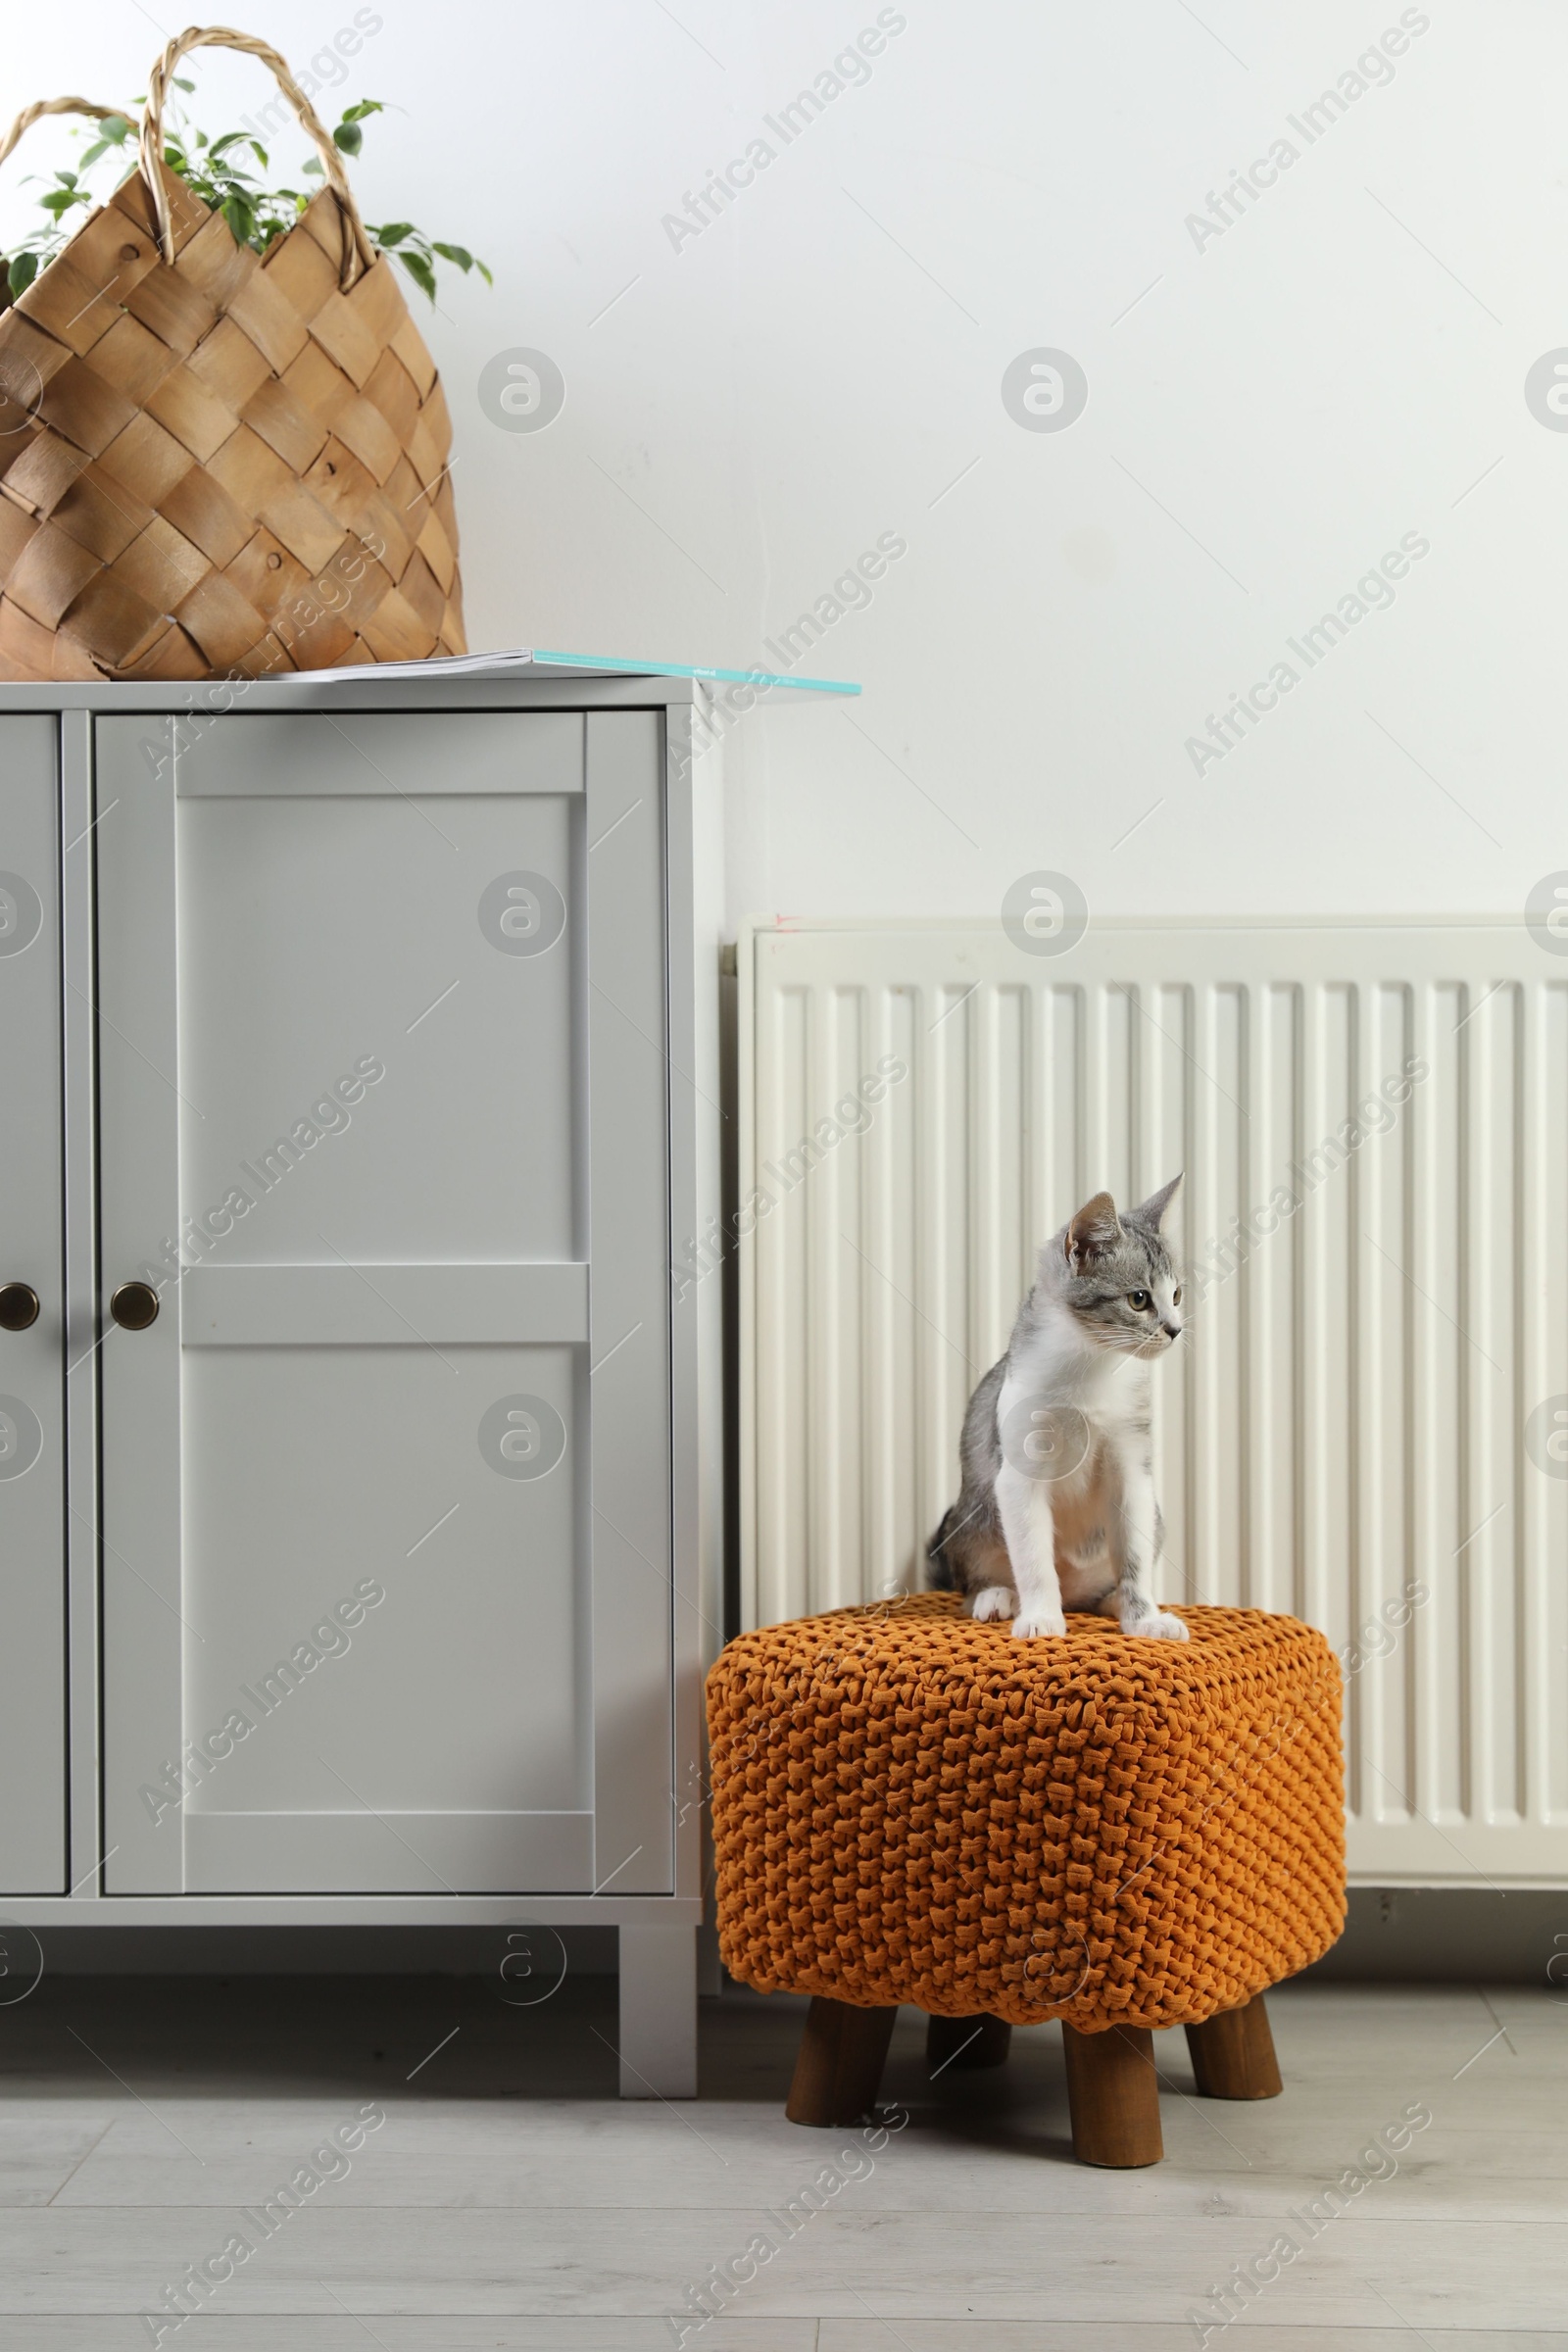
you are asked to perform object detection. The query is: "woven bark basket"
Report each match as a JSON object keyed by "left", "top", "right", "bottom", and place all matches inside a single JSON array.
[{"left": 0, "top": 26, "right": 466, "bottom": 683}]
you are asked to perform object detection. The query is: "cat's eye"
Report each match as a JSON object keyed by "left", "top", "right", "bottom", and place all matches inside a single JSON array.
[
  {"left": 1173, "top": 1285, "right": 1183, "bottom": 1305},
  {"left": 1128, "top": 1289, "right": 1152, "bottom": 1311}
]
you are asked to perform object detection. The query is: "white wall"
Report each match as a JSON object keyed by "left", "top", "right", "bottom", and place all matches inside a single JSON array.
[{"left": 6, "top": 1, "right": 1564, "bottom": 924}]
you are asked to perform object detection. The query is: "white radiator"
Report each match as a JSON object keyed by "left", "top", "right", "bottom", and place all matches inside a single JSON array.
[{"left": 735, "top": 916, "right": 1568, "bottom": 1888}]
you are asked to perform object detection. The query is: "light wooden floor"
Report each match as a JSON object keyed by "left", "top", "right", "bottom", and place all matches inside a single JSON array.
[{"left": 0, "top": 1973, "right": 1562, "bottom": 2347}]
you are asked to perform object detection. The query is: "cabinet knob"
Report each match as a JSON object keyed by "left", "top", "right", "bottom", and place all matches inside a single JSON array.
[
  {"left": 109, "top": 1281, "right": 160, "bottom": 1332},
  {"left": 0, "top": 1282, "right": 39, "bottom": 1332}
]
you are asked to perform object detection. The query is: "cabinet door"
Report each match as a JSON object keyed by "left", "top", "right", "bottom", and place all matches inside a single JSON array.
[
  {"left": 0, "top": 717, "right": 68, "bottom": 1891},
  {"left": 95, "top": 710, "right": 672, "bottom": 1895}
]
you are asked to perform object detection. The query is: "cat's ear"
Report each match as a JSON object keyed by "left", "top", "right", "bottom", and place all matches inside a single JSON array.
[
  {"left": 1133, "top": 1172, "right": 1183, "bottom": 1233},
  {"left": 1065, "top": 1191, "right": 1122, "bottom": 1270}
]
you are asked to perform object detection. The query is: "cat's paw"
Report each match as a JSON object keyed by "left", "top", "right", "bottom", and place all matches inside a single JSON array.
[
  {"left": 970, "top": 1585, "right": 1018, "bottom": 1623},
  {"left": 1126, "top": 1608, "right": 1189, "bottom": 1642},
  {"left": 1011, "top": 1609, "right": 1068, "bottom": 1641}
]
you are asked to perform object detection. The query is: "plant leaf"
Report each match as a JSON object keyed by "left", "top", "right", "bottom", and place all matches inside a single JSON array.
[
  {"left": 220, "top": 192, "right": 255, "bottom": 247},
  {"left": 174, "top": 75, "right": 196, "bottom": 91},
  {"left": 333, "top": 122, "right": 364, "bottom": 156},
  {"left": 397, "top": 248, "right": 437, "bottom": 303},
  {"left": 431, "top": 242, "right": 472, "bottom": 271},
  {"left": 372, "top": 220, "right": 413, "bottom": 247},
  {"left": 341, "top": 100, "right": 385, "bottom": 123},
  {"left": 303, "top": 157, "right": 323, "bottom": 176},
  {"left": 475, "top": 260, "right": 493, "bottom": 285},
  {"left": 100, "top": 113, "right": 131, "bottom": 143},
  {"left": 7, "top": 250, "right": 39, "bottom": 295}
]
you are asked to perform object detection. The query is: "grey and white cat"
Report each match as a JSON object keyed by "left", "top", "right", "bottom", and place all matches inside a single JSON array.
[{"left": 928, "top": 1177, "right": 1188, "bottom": 1641}]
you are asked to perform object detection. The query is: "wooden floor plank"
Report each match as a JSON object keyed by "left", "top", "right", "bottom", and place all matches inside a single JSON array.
[
  {"left": 5, "top": 2328, "right": 1564, "bottom": 2352},
  {"left": 0, "top": 2209, "right": 1562, "bottom": 2323}
]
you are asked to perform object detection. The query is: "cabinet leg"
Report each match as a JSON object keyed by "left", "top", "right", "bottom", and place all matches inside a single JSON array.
[
  {"left": 786, "top": 1995, "right": 899, "bottom": 2127},
  {"left": 1185, "top": 1992, "right": 1283, "bottom": 2099},
  {"left": 1061, "top": 2023, "right": 1163, "bottom": 2167},
  {"left": 926, "top": 2012, "right": 1012, "bottom": 2074},
  {"left": 618, "top": 1925, "right": 698, "bottom": 2098}
]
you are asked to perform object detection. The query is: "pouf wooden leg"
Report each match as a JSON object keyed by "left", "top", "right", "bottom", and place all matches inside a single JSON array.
[
  {"left": 926, "top": 2012, "right": 1012, "bottom": 2074},
  {"left": 786, "top": 1996, "right": 899, "bottom": 2127},
  {"left": 1185, "top": 1992, "right": 1283, "bottom": 2099},
  {"left": 1061, "top": 2023, "right": 1163, "bottom": 2167}
]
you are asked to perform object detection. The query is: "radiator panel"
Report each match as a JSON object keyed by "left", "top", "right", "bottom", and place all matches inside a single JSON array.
[{"left": 739, "top": 918, "right": 1568, "bottom": 1886}]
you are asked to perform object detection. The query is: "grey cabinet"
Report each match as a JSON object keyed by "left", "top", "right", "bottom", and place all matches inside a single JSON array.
[
  {"left": 0, "top": 674, "right": 711, "bottom": 2094},
  {"left": 0, "top": 717, "right": 67, "bottom": 1893}
]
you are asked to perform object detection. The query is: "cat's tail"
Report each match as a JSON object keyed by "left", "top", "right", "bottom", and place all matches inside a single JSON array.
[{"left": 925, "top": 1505, "right": 958, "bottom": 1591}]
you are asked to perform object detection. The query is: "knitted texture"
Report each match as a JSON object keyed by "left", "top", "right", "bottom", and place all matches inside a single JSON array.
[{"left": 708, "top": 1596, "right": 1346, "bottom": 2033}]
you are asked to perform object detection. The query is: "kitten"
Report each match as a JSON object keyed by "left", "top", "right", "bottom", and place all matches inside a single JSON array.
[{"left": 928, "top": 1177, "right": 1188, "bottom": 1641}]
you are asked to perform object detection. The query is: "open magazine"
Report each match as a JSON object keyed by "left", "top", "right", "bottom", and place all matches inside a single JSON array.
[{"left": 295, "top": 647, "right": 861, "bottom": 696}]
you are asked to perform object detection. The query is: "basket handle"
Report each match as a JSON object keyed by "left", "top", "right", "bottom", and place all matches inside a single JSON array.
[
  {"left": 138, "top": 24, "right": 376, "bottom": 289},
  {"left": 0, "top": 97, "right": 137, "bottom": 176}
]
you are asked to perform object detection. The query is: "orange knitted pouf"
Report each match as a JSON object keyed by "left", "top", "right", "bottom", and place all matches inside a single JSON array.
[{"left": 707, "top": 1595, "right": 1346, "bottom": 2034}]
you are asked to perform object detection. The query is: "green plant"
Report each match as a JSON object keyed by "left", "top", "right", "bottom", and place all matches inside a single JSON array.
[{"left": 1, "top": 91, "right": 489, "bottom": 305}]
